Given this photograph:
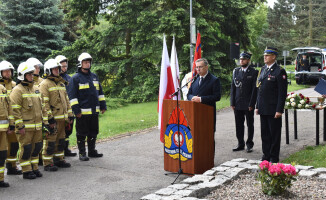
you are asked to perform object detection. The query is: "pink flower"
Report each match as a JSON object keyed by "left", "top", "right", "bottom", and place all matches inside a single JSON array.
[
  {"left": 268, "top": 164, "right": 282, "bottom": 175},
  {"left": 259, "top": 160, "right": 270, "bottom": 170},
  {"left": 283, "top": 165, "right": 297, "bottom": 175}
]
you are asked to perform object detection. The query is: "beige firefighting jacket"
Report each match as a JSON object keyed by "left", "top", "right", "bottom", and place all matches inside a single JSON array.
[
  {"left": 39, "top": 76, "right": 73, "bottom": 121},
  {"left": 0, "top": 79, "right": 16, "bottom": 94},
  {"left": 0, "top": 84, "right": 14, "bottom": 132},
  {"left": 10, "top": 81, "right": 48, "bottom": 130},
  {"left": 33, "top": 75, "right": 43, "bottom": 87}
]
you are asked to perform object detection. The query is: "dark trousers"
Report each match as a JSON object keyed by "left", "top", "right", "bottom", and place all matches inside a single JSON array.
[
  {"left": 260, "top": 115, "right": 282, "bottom": 162},
  {"left": 234, "top": 109, "right": 254, "bottom": 147},
  {"left": 76, "top": 114, "right": 99, "bottom": 137}
]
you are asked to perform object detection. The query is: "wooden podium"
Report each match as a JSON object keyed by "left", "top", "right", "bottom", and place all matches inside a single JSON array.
[{"left": 163, "top": 99, "right": 214, "bottom": 174}]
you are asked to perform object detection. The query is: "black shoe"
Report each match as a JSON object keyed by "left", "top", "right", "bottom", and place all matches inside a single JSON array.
[
  {"left": 44, "top": 164, "right": 58, "bottom": 172},
  {"left": 79, "top": 153, "right": 89, "bottom": 161},
  {"left": 33, "top": 170, "right": 43, "bottom": 177},
  {"left": 65, "top": 149, "right": 77, "bottom": 157},
  {"left": 232, "top": 145, "right": 245, "bottom": 151},
  {"left": 246, "top": 146, "right": 253, "bottom": 153},
  {"left": 88, "top": 150, "right": 103, "bottom": 158},
  {"left": 7, "top": 167, "right": 22, "bottom": 175},
  {"left": 23, "top": 171, "right": 36, "bottom": 179},
  {"left": 261, "top": 155, "right": 270, "bottom": 161},
  {"left": 0, "top": 181, "right": 10, "bottom": 187},
  {"left": 54, "top": 160, "right": 71, "bottom": 168}
]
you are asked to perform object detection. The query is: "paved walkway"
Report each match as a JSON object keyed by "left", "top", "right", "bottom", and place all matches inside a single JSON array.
[{"left": 0, "top": 88, "right": 325, "bottom": 200}]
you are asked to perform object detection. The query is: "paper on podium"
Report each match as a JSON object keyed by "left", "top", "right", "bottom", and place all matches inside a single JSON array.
[{"left": 314, "top": 78, "right": 326, "bottom": 95}]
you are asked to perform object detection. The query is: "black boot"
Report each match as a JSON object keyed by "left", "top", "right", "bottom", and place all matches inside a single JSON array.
[
  {"left": 23, "top": 171, "right": 36, "bottom": 179},
  {"left": 77, "top": 139, "right": 89, "bottom": 161},
  {"left": 44, "top": 164, "right": 58, "bottom": 172},
  {"left": 6, "top": 163, "right": 22, "bottom": 175},
  {"left": 33, "top": 169, "right": 43, "bottom": 177},
  {"left": 54, "top": 158, "right": 71, "bottom": 168},
  {"left": 0, "top": 181, "right": 10, "bottom": 187},
  {"left": 64, "top": 141, "right": 77, "bottom": 157},
  {"left": 87, "top": 137, "right": 103, "bottom": 158}
]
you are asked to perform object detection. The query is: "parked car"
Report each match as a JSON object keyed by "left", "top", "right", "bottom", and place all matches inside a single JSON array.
[{"left": 292, "top": 47, "right": 326, "bottom": 84}]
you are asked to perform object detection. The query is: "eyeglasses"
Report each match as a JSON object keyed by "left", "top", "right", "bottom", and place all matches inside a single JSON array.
[{"left": 195, "top": 65, "right": 206, "bottom": 69}]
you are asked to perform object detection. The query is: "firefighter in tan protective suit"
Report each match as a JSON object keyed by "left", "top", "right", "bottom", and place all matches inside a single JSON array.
[
  {"left": 40, "top": 59, "right": 72, "bottom": 169},
  {"left": 10, "top": 62, "right": 52, "bottom": 179},
  {"left": 26, "top": 57, "right": 43, "bottom": 87},
  {"left": 0, "top": 80, "right": 15, "bottom": 187},
  {"left": 0, "top": 61, "right": 22, "bottom": 175}
]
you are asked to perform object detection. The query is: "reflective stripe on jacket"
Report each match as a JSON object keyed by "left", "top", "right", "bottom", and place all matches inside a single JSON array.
[
  {"left": 10, "top": 82, "right": 48, "bottom": 130},
  {"left": 0, "top": 84, "right": 14, "bottom": 131},
  {"left": 39, "top": 76, "right": 73, "bottom": 121},
  {"left": 0, "top": 79, "right": 16, "bottom": 95},
  {"left": 68, "top": 70, "right": 107, "bottom": 115}
]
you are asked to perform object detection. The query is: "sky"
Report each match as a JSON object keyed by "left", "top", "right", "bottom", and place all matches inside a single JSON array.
[{"left": 267, "top": 0, "right": 277, "bottom": 8}]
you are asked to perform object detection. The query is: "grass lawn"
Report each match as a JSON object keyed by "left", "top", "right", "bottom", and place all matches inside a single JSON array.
[
  {"left": 281, "top": 144, "right": 326, "bottom": 168},
  {"left": 69, "top": 102, "right": 158, "bottom": 146}
]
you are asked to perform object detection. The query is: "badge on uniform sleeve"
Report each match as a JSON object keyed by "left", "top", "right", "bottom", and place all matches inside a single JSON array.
[{"left": 283, "top": 75, "right": 286, "bottom": 80}]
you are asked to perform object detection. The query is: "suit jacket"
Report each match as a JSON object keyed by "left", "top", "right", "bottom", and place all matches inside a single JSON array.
[
  {"left": 256, "top": 63, "right": 288, "bottom": 115},
  {"left": 187, "top": 72, "right": 221, "bottom": 131},
  {"left": 230, "top": 66, "right": 258, "bottom": 110}
]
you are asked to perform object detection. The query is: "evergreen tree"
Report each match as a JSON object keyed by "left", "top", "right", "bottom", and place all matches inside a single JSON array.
[
  {"left": 258, "top": 0, "right": 296, "bottom": 52},
  {"left": 0, "top": 0, "right": 66, "bottom": 66},
  {"left": 58, "top": 0, "right": 262, "bottom": 102},
  {"left": 293, "top": 0, "right": 326, "bottom": 47}
]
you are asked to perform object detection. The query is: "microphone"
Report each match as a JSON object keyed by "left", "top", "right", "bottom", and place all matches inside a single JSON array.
[{"left": 192, "top": 74, "right": 199, "bottom": 83}]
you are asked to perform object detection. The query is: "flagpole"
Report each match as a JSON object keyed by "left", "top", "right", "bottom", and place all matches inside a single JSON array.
[{"left": 189, "top": 0, "right": 193, "bottom": 72}]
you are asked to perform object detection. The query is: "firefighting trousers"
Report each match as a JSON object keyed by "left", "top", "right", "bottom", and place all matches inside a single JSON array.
[
  {"left": 76, "top": 114, "right": 99, "bottom": 137},
  {"left": 42, "top": 120, "right": 66, "bottom": 166},
  {"left": 16, "top": 129, "right": 42, "bottom": 173},
  {"left": 6, "top": 132, "right": 19, "bottom": 168},
  {"left": 65, "top": 119, "right": 74, "bottom": 145},
  {"left": 0, "top": 131, "right": 8, "bottom": 181}
]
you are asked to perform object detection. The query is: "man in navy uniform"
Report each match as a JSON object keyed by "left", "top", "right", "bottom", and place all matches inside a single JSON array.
[
  {"left": 230, "top": 52, "right": 258, "bottom": 152},
  {"left": 187, "top": 58, "right": 221, "bottom": 152},
  {"left": 256, "top": 47, "right": 287, "bottom": 163}
]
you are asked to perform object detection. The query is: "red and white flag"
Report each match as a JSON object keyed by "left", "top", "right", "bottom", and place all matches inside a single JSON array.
[
  {"left": 158, "top": 35, "right": 175, "bottom": 143},
  {"left": 191, "top": 32, "right": 201, "bottom": 79},
  {"left": 170, "top": 35, "right": 181, "bottom": 100}
]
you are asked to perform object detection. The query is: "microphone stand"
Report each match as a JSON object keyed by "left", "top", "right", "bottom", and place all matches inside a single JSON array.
[{"left": 165, "top": 76, "right": 197, "bottom": 184}]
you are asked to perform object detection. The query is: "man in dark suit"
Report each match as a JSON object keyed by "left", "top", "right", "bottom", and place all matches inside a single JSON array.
[
  {"left": 256, "top": 47, "right": 288, "bottom": 163},
  {"left": 187, "top": 58, "right": 221, "bottom": 133},
  {"left": 230, "top": 52, "right": 258, "bottom": 153}
]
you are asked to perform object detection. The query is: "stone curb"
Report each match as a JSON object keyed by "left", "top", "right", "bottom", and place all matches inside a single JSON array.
[{"left": 140, "top": 158, "right": 326, "bottom": 200}]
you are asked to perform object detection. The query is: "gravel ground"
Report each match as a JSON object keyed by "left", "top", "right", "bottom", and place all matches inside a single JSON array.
[{"left": 206, "top": 172, "right": 326, "bottom": 200}]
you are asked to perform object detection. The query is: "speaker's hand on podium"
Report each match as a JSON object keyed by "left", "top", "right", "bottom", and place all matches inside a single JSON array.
[{"left": 191, "top": 96, "right": 201, "bottom": 103}]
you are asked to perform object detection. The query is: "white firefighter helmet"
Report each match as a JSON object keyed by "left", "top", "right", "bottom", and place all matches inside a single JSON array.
[
  {"left": 17, "top": 62, "right": 34, "bottom": 81},
  {"left": 0, "top": 60, "right": 15, "bottom": 79},
  {"left": 44, "top": 59, "right": 60, "bottom": 76},
  {"left": 26, "top": 57, "right": 43, "bottom": 68},
  {"left": 55, "top": 55, "right": 68, "bottom": 67},
  {"left": 77, "top": 52, "right": 92, "bottom": 68}
]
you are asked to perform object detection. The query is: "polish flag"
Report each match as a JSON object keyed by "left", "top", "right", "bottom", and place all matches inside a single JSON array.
[
  {"left": 170, "top": 35, "right": 181, "bottom": 100},
  {"left": 191, "top": 33, "right": 201, "bottom": 79},
  {"left": 158, "top": 35, "right": 175, "bottom": 143}
]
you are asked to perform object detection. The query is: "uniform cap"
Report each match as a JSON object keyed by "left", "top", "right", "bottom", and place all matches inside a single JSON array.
[{"left": 264, "top": 47, "right": 278, "bottom": 56}]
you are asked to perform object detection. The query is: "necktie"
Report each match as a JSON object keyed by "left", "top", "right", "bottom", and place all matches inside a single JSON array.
[{"left": 199, "top": 77, "right": 203, "bottom": 86}]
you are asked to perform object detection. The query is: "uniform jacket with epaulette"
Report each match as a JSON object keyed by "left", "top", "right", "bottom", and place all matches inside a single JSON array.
[
  {"left": 256, "top": 63, "right": 288, "bottom": 115},
  {"left": 68, "top": 70, "right": 107, "bottom": 116},
  {"left": 230, "top": 66, "right": 258, "bottom": 110}
]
